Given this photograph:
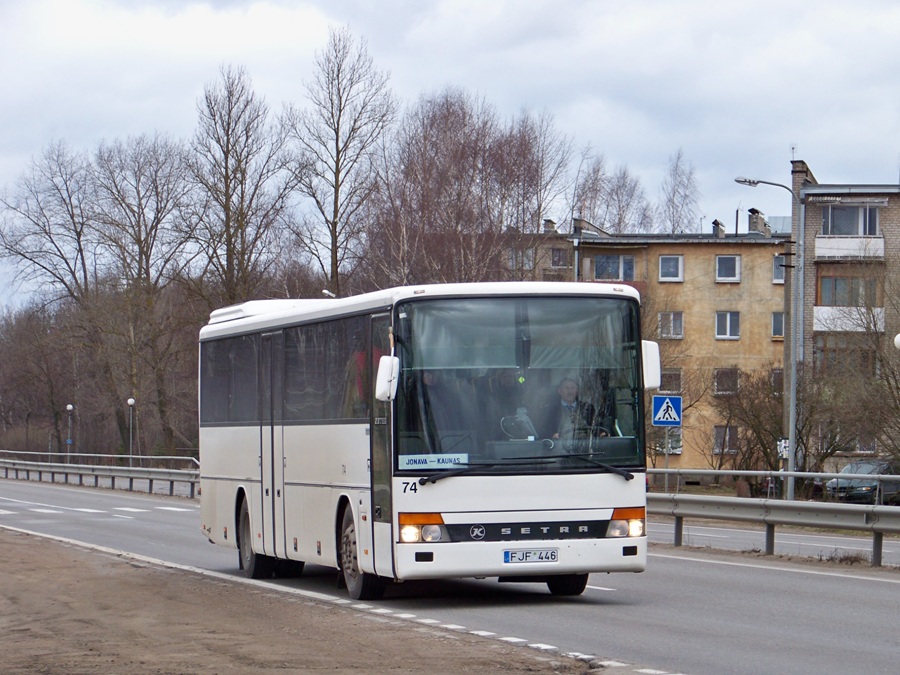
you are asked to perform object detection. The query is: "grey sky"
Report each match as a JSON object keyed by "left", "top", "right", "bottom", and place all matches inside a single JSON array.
[{"left": 2, "top": 0, "right": 900, "bottom": 297}]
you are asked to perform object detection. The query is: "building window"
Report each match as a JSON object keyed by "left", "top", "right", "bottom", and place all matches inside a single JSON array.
[
  {"left": 714, "top": 367, "right": 739, "bottom": 395},
  {"left": 659, "top": 255, "right": 684, "bottom": 282},
  {"left": 660, "top": 369, "right": 682, "bottom": 394},
  {"left": 773, "top": 254, "right": 786, "bottom": 284},
  {"left": 771, "top": 368, "right": 784, "bottom": 394},
  {"left": 658, "top": 311, "right": 684, "bottom": 339},
  {"left": 713, "top": 425, "right": 739, "bottom": 454},
  {"left": 508, "top": 247, "right": 535, "bottom": 271},
  {"left": 655, "top": 428, "right": 683, "bottom": 455},
  {"left": 817, "top": 276, "right": 878, "bottom": 307},
  {"left": 595, "top": 255, "right": 635, "bottom": 281},
  {"left": 813, "top": 334, "right": 877, "bottom": 377},
  {"left": 550, "top": 247, "right": 569, "bottom": 268},
  {"left": 715, "top": 311, "right": 740, "bottom": 339},
  {"left": 772, "top": 312, "right": 784, "bottom": 339},
  {"left": 821, "top": 205, "right": 878, "bottom": 236},
  {"left": 716, "top": 255, "right": 741, "bottom": 282}
]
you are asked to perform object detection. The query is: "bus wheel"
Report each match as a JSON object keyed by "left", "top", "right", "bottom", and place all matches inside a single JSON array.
[
  {"left": 339, "top": 507, "right": 385, "bottom": 600},
  {"left": 546, "top": 573, "right": 589, "bottom": 596},
  {"left": 238, "top": 498, "right": 274, "bottom": 579}
]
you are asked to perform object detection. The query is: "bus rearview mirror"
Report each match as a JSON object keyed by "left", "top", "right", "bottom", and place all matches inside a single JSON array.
[
  {"left": 642, "top": 340, "right": 661, "bottom": 390},
  {"left": 375, "top": 355, "right": 400, "bottom": 401}
]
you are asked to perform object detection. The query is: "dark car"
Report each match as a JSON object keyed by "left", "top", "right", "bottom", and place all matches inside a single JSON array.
[{"left": 825, "top": 460, "right": 900, "bottom": 505}]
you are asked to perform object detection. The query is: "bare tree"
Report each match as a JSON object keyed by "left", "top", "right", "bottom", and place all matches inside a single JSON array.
[
  {"left": 0, "top": 141, "right": 101, "bottom": 303},
  {"left": 655, "top": 148, "right": 701, "bottom": 234},
  {"left": 566, "top": 151, "right": 653, "bottom": 235},
  {"left": 708, "top": 368, "right": 783, "bottom": 473},
  {"left": 491, "top": 110, "right": 572, "bottom": 280},
  {"left": 569, "top": 147, "right": 609, "bottom": 229},
  {"left": 189, "top": 65, "right": 295, "bottom": 309},
  {"left": 365, "top": 88, "right": 506, "bottom": 285},
  {"left": 287, "top": 27, "right": 397, "bottom": 297},
  {"left": 602, "top": 166, "right": 653, "bottom": 234},
  {"left": 0, "top": 143, "right": 131, "bottom": 452},
  {"left": 92, "top": 134, "right": 198, "bottom": 454},
  {"left": 0, "top": 305, "right": 73, "bottom": 456}
]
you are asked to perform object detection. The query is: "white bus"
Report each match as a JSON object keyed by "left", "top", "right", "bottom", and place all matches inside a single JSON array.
[{"left": 199, "top": 282, "right": 660, "bottom": 599}]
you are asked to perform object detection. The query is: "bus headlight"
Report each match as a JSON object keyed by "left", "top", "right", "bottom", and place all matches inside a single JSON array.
[
  {"left": 399, "top": 513, "right": 447, "bottom": 543},
  {"left": 400, "top": 525, "right": 421, "bottom": 542},
  {"left": 421, "top": 525, "right": 442, "bottom": 542},
  {"left": 607, "top": 507, "right": 646, "bottom": 538}
]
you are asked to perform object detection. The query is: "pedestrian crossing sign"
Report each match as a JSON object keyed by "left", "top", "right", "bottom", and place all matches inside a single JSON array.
[{"left": 652, "top": 395, "right": 682, "bottom": 427}]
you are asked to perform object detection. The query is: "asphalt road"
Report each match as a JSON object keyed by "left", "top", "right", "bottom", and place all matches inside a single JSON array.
[{"left": 2, "top": 478, "right": 898, "bottom": 675}]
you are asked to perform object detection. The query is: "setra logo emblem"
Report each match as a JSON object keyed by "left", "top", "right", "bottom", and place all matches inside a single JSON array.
[{"left": 469, "top": 525, "right": 486, "bottom": 540}]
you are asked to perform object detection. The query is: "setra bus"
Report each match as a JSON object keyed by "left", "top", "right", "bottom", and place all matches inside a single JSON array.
[{"left": 199, "top": 282, "right": 660, "bottom": 599}]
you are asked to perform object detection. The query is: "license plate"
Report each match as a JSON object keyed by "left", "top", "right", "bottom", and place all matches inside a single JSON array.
[{"left": 503, "top": 548, "right": 558, "bottom": 563}]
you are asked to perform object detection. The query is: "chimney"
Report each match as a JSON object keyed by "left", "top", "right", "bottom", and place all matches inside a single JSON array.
[
  {"left": 543, "top": 218, "right": 557, "bottom": 234},
  {"left": 712, "top": 219, "right": 726, "bottom": 238},
  {"left": 747, "top": 208, "right": 771, "bottom": 237}
]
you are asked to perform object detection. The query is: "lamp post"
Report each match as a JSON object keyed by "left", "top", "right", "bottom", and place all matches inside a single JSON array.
[
  {"left": 735, "top": 176, "right": 804, "bottom": 500},
  {"left": 127, "top": 398, "right": 136, "bottom": 467},
  {"left": 66, "top": 403, "right": 74, "bottom": 464}
]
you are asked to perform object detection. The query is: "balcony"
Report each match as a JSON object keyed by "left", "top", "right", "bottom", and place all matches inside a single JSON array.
[
  {"left": 813, "top": 306, "right": 884, "bottom": 333},
  {"left": 814, "top": 236, "right": 884, "bottom": 260}
]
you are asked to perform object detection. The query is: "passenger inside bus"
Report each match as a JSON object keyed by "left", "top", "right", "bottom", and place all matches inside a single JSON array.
[{"left": 537, "top": 377, "right": 610, "bottom": 441}]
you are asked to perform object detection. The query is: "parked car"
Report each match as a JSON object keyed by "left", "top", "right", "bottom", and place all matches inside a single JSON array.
[{"left": 825, "top": 460, "right": 900, "bottom": 505}]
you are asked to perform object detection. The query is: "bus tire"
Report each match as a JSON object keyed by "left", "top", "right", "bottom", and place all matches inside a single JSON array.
[
  {"left": 546, "top": 573, "right": 589, "bottom": 596},
  {"left": 339, "top": 506, "right": 385, "bottom": 600},
  {"left": 238, "top": 498, "right": 274, "bottom": 579}
]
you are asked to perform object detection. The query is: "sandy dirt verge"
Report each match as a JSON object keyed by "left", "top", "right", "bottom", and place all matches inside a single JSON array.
[{"left": 0, "top": 528, "right": 588, "bottom": 674}]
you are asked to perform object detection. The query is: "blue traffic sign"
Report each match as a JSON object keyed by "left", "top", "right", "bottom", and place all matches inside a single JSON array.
[{"left": 652, "top": 395, "right": 682, "bottom": 427}]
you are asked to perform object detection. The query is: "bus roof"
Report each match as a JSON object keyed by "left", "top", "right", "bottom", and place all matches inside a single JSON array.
[{"left": 200, "top": 281, "right": 641, "bottom": 340}]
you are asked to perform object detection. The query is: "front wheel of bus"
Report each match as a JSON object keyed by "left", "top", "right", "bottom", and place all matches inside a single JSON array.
[
  {"left": 238, "top": 498, "right": 274, "bottom": 579},
  {"left": 546, "top": 573, "right": 589, "bottom": 596},
  {"left": 339, "top": 507, "right": 385, "bottom": 600}
]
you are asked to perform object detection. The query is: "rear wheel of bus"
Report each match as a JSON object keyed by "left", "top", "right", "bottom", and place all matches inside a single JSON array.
[
  {"left": 339, "top": 506, "right": 385, "bottom": 600},
  {"left": 238, "top": 498, "right": 274, "bottom": 579},
  {"left": 546, "top": 573, "right": 589, "bottom": 596}
]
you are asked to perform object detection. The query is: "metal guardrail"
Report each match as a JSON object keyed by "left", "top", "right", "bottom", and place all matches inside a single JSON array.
[
  {"left": 647, "top": 492, "right": 900, "bottom": 567},
  {"left": 0, "top": 449, "right": 198, "bottom": 469},
  {"left": 3, "top": 456, "right": 898, "bottom": 565},
  {"left": 0, "top": 458, "right": 199, "bottom": 499}
]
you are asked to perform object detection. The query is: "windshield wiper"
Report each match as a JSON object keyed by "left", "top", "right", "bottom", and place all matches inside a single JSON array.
[
  {"left": 418, "top": 458, "right": 553, "bottom": 485},
  {"left": 550, "top": 453, "right": 635, "bottom": 480}
]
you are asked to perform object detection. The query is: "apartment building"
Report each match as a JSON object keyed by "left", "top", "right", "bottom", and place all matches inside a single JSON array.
[
  {"left": 566, "top": 217, "right": 789, "bottom": 469},
  {"left": 791, "top": 160, "right": 900, "bottom": 458}
]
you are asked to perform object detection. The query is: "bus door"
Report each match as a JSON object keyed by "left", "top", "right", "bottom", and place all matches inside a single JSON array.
[
  {"left": 370, "top": 314, "right": 395, "bottom": 577},
  {"left": 259, "top": 330, "right": 285, "bottom": 558}
]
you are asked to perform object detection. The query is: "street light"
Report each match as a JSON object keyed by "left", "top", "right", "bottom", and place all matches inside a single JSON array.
[
  {"left": 735, "top": 176, "right": 805, "bottom": 500},
  {"left": 66, "top": 403, "right": 74, "bottom": 464},
  {"left": 127, "top": 398, "right": 136, "bottom": 467}
]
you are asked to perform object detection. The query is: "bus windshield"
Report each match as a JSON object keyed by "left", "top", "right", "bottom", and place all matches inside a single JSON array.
[{"left": 394, "top": 296, "right": 645, "bottom": 474}]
